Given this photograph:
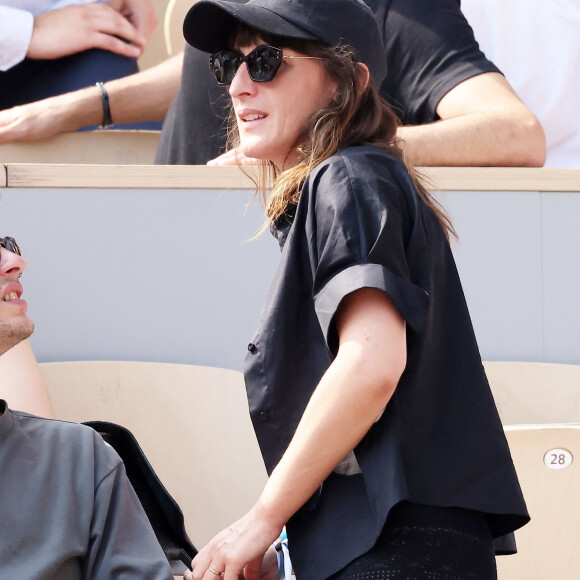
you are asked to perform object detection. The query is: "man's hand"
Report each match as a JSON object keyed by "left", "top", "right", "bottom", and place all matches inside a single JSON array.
[
  {"left": 109, "top": 0, "right": 158, "bottom": 45},
  {"left": 27, "top": 3, "right": 147, "bottom": 61},
  {"left": 0, "top": 102, "right": 53, "bottom": 144},
  {"left": 0, "top": 89, "right": 101, "bottom": 144}
]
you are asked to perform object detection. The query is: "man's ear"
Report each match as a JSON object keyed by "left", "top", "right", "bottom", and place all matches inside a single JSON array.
[{"left": 356, "top": 63, "right": 371, "bottom": 91}]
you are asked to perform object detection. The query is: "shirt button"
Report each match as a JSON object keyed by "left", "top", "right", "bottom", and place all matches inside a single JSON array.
[
  {"left": 259, "top": 411, "right": 270, "bottom": 421},
  {"left": 247, "top": 343, "right": 256, "bottom": 353}
]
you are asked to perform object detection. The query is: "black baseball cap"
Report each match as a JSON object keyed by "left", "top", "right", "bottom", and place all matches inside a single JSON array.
[{"left": 183, "top": 0, "right": 387, "bottom": 85}]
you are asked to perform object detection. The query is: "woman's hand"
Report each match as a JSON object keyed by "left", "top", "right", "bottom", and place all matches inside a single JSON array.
[
  {"left": 182, "top": 289, "right": 405, "bottom": 580},
  {"left": 185, "top": 505, "right": 282, "bottom": 580},
  {"left": 207, "top": 148, "right": 258, "bottom": 167}
]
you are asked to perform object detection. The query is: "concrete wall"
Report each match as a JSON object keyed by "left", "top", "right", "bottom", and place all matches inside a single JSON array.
[{"left": 1, "top": 177, "right": 579, "bottom": 370}]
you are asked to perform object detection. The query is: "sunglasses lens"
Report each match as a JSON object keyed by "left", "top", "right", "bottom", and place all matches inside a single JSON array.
[
  {"left": 210, "top": 52, "right": 240, "bottom": 86},
  {"left": 0, "top": 237, "right": 21, "bottom": 257},
  {"left": 210, "top": 46, "right": 283, "bottom": 86},
  {"left": 247, "top": 46, "right": 283, "bottom": 82}
]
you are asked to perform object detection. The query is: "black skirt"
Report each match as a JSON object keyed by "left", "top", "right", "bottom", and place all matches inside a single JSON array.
[{"left": 328, "top": 502, "right": 497, "bottom": 580}]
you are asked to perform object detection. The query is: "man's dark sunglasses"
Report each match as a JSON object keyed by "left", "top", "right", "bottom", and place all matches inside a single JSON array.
[
  {"left": 209, "top": 44, "right": 322, "bottom": 86},
  {"left": 0, "top": 237, "right": 21, "bottom": 259}
]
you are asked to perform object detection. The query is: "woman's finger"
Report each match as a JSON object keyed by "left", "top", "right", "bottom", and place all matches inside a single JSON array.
[{"left": 206, "top": 564, "right": 225, "bottom": 577}]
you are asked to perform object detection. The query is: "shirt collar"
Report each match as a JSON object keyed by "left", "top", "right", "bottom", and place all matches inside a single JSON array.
[{"left": 0, "top": 399, "right": 15, "bottom": 439}]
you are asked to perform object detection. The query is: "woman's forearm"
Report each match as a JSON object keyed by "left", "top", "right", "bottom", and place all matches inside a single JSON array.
[{"left": 255, "top": 288, "right": 406, "bottom": 528}]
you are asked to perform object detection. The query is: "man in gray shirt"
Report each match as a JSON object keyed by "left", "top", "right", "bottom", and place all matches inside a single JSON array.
[{"left": 0, "top": 235, "right": 173, "bottom": 580}]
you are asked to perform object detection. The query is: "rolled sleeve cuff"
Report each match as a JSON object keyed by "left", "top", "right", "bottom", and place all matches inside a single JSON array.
[
  {"left": 314, "top": 263, "right": 430, "bottom": 347},
  {"left": 0, "top": 7, "right": 34, "bottom": 71}
]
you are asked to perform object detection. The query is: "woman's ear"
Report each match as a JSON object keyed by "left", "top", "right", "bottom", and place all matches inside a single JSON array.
[{"left": 356, "top": 63, "right": 371, "bottom": 91}]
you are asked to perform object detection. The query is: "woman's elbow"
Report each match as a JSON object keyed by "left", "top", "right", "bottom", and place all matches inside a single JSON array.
[{"left": 365, "top": 347, "right": 407, "bottom": 403}]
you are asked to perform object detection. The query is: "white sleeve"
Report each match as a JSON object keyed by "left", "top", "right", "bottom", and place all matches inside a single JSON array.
[{"left": 0, "top": 6, "right": 34, "bottom": 71}]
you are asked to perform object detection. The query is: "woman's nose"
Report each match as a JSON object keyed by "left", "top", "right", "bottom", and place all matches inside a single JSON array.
[
  {"left": 229, "top": 62, "right": 255, "bottom": 98},
  {"left": 0, "top": 247, "right": 26, "bottom": 278}
]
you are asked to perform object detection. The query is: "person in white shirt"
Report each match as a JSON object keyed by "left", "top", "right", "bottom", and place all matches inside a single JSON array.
[
  {"left": 461, "top": 0, "right": 580, "bottom": 168},
  {"left": 0, "top": 0, "right": 156, "bottom": 71},
  {"left": 0, "top": 0, "right": 158, "bottom": 124}
]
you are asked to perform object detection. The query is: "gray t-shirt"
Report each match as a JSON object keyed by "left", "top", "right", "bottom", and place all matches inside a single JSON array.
[{"left": 0, "top": 400, "right": 173, "bottom": 580}]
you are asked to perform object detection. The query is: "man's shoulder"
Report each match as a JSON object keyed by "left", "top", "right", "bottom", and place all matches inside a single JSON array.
[
  {"left": 13, "top": 409, "right": 94, "bottom": 435},
  {"left": 11, "top": 409, "right": 121, "bottom": 468}
]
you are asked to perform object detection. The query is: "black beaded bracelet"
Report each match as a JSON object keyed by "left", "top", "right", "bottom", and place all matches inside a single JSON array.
[{"left": 95, "top": 82, "right": 113, "bottom": 128}]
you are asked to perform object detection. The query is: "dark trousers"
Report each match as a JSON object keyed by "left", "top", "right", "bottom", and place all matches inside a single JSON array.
[
  {"left": 0, "top": 48, "right": 161, "bottom": 130},
  {"left": 328, "top": 502, "right": 497, "bottom": 580}
]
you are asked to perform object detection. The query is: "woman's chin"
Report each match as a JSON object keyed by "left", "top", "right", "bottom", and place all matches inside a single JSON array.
[
  {"left": 240, "top": 144, "right": 268, "bottom": 162},
  {"left": 239, "top": 137, "right": 281, "bottom": 163}
]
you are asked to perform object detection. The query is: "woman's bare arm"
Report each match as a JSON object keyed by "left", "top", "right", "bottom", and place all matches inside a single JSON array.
[{"left": 186, "top": 287, "right": 407, "bottom": 580}]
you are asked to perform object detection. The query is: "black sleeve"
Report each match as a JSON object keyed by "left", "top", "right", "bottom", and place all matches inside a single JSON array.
[
  {"left": 303, "top": 151, "right": 430, "bottom": 352},
  {"left": 376, "top": 0, "right": 502, "bottom": 124}
]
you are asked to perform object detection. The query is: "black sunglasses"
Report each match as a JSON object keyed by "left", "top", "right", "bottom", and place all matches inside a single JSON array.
[
  {"left": 209, "top": 44, "right": 322, "bottom": 86},
  {"left": 0, "top": 237, "right": 21, "bottom": 258}
]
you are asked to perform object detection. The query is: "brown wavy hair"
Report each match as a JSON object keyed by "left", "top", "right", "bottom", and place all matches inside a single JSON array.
[{"left": 227, "top": 24, "right": 455, "bottom": 240}]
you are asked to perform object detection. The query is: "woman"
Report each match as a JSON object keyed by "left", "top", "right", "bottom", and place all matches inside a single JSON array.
[{"left": 182, "top": 1, "right": 529, "bottom": 579}]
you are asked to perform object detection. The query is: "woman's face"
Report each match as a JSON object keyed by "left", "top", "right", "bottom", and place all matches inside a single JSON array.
[{"left": 229, "top": 40, "right": 337, "bottom": 170}]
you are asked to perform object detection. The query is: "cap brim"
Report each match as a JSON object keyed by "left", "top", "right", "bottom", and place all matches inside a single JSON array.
[{"left": 183, "top": 0, "right": 317, "bottom": 54}]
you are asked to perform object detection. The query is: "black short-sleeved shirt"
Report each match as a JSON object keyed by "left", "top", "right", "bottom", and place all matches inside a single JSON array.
[
  {"left": 155, "top": 0, "right": 500, "bottom": 165},
  {"left": 367, "top": 0, "right": 500, "bottom": 124},
  {"left": 243, "top": 146, "right": 529, "bottom": 580}
]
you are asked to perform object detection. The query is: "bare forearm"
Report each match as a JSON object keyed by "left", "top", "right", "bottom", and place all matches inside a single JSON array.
[
  {"left": 23, "top": 55, "right": 180, "bottom": 131},
  {"left": 187, "top": 290, "right": 405, "bottom": 577},
  {"left": 399, "top": 109, "right": 546, "bottom": 167},
  {"left": 0, "top": 52, "right": 183, "bottom": 143},
  {"left": 184, "top": 351, "right": 387, "bottom": 580},
  {"left": 104, "top": 52, "right": 183, "bottom": 124},
  {"left": 255, "top": 290, "right": 406, "bottom": 527},
  {"left": 399, "top": 71, "right": 547, "bottom": 167},
  {"left": 256, "top": 345, "right": 398, "bottom": 526}
]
